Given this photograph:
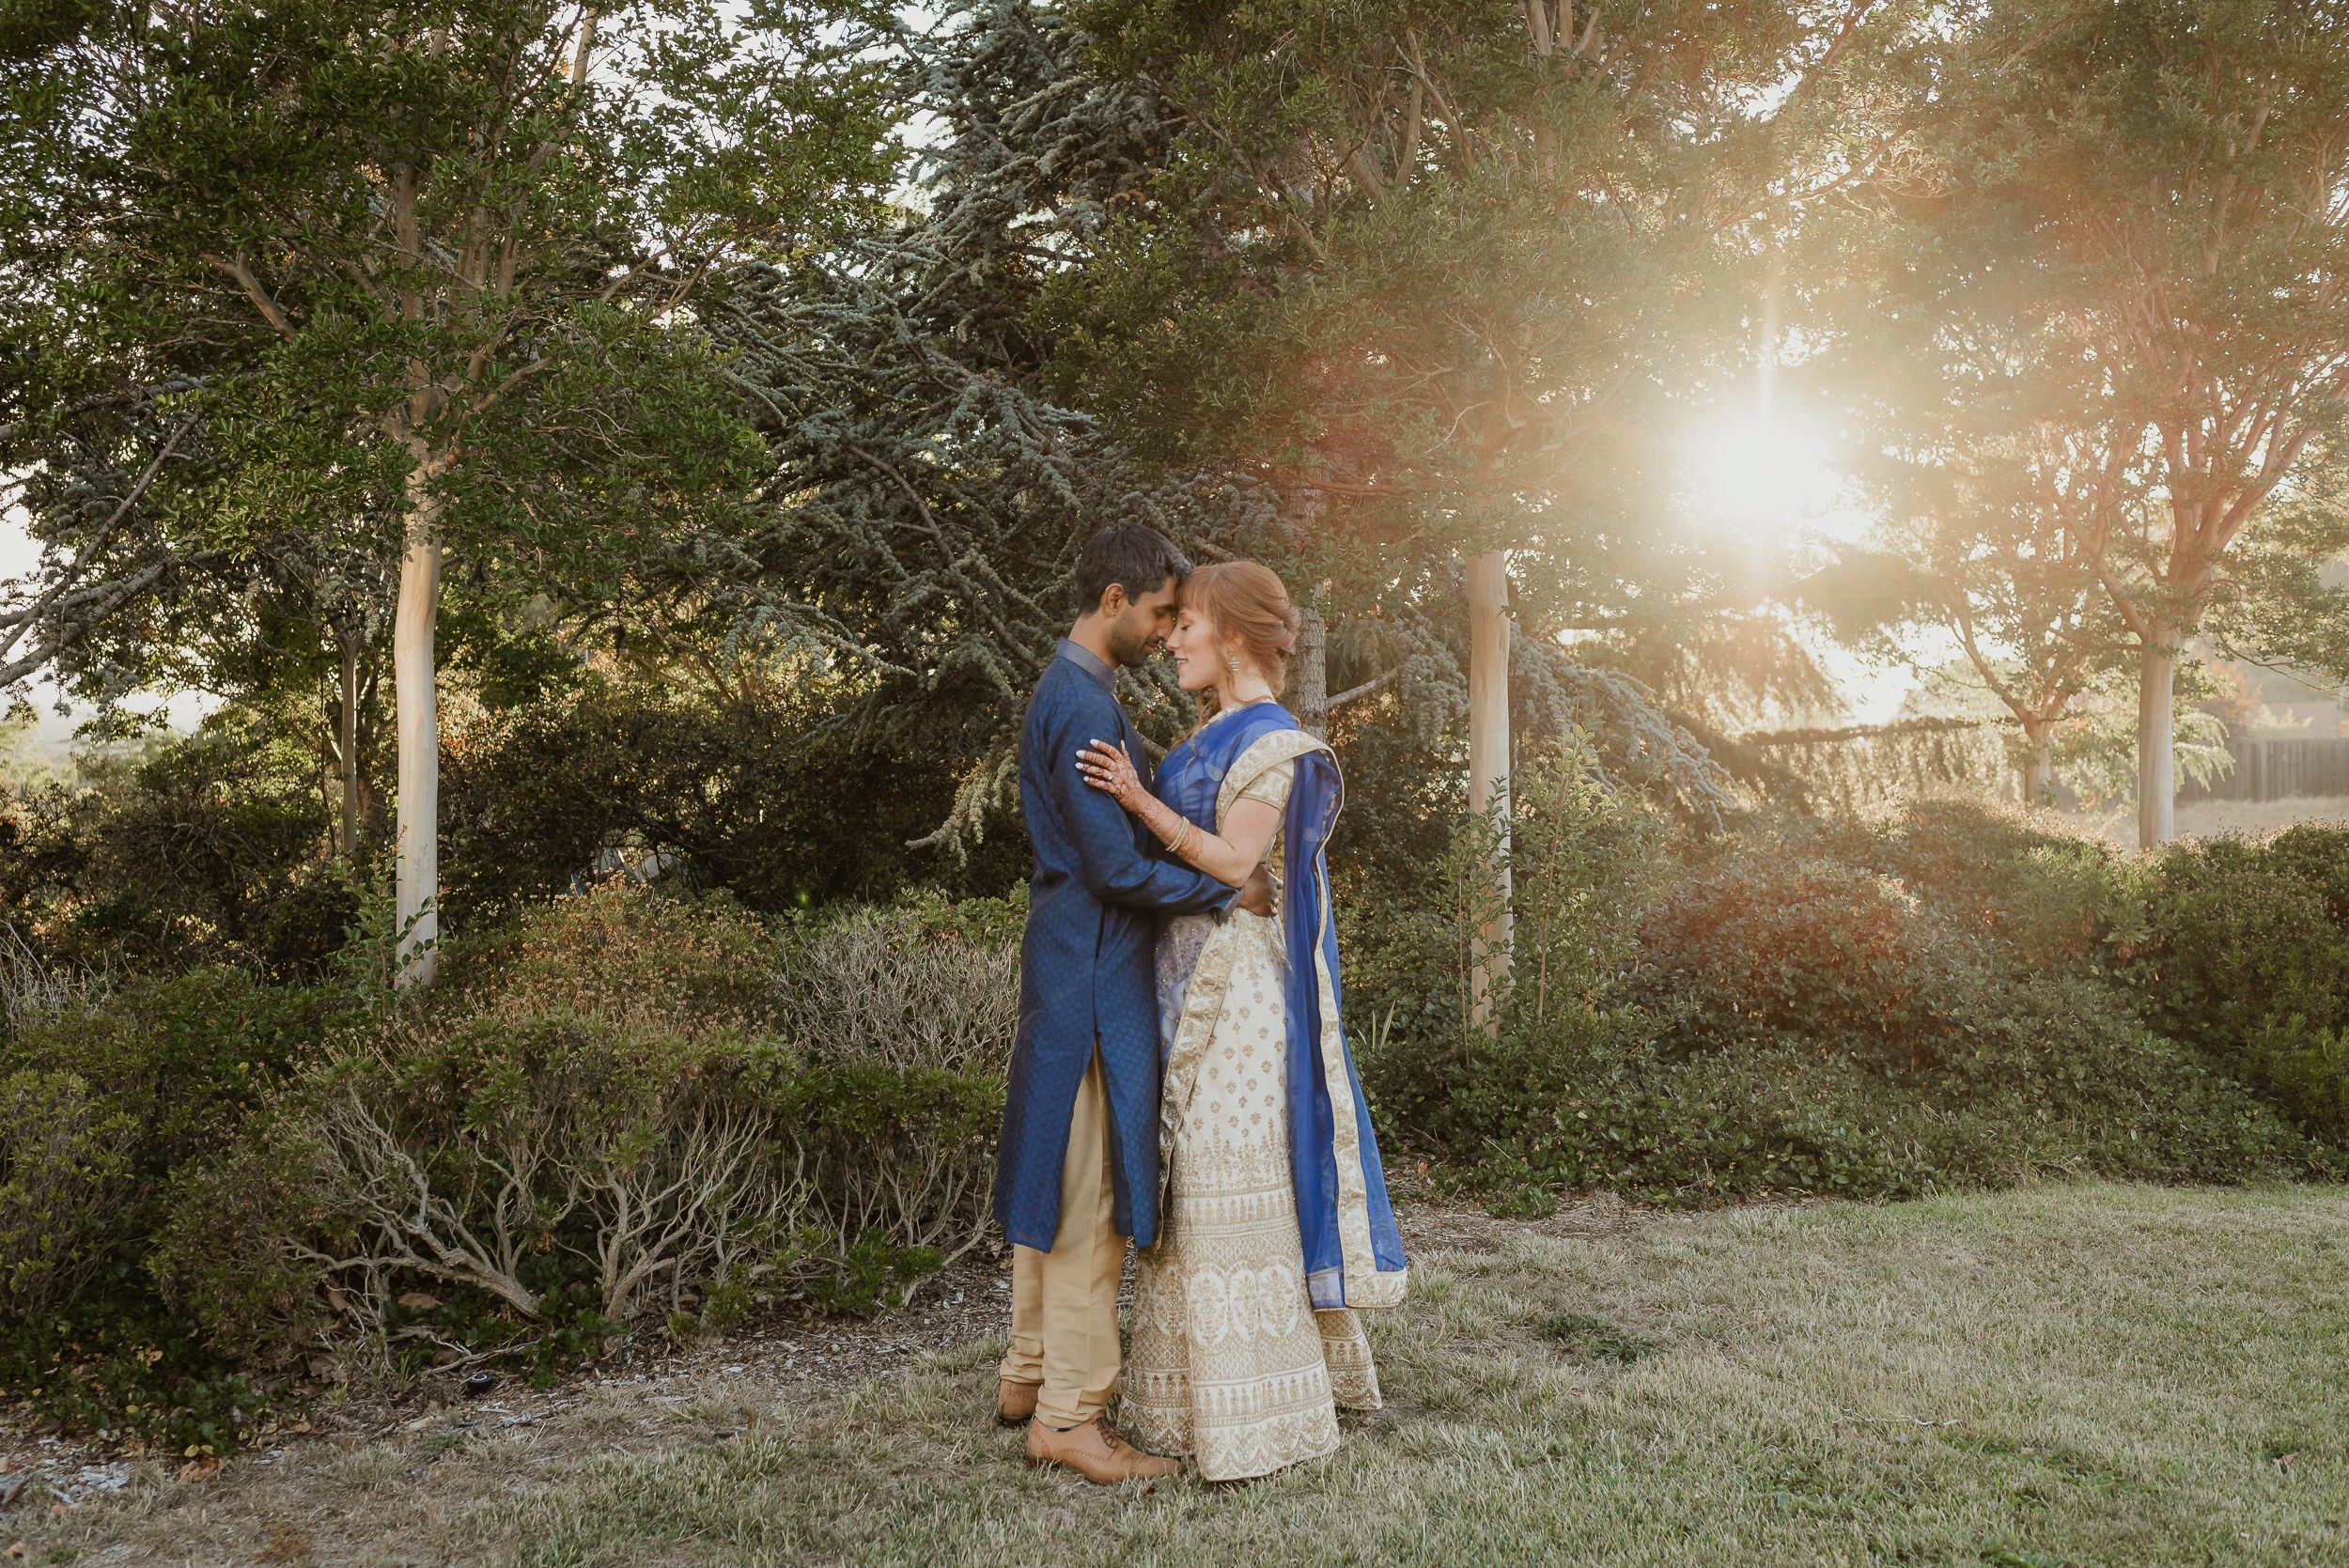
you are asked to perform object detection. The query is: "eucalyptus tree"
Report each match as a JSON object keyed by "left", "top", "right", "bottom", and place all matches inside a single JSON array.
[
  {"left": 1, "top": 1, "right": 897, "bottom": 980},
  {"left": 1811, "top": 230, "right": 2140, "bottom": 804},
  {"left": 1930, "top": 0, "right": 2349, "bottom": 846}
]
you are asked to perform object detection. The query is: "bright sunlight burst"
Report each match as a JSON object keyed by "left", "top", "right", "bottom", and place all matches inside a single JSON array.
[{"left": 1686, "top": 406, "right": 1843, "bottom": 541}]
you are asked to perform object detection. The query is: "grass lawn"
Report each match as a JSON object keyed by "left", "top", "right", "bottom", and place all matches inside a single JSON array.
[{"left": 24, "top": 1183, "right": 2349, "bottom": 1566}]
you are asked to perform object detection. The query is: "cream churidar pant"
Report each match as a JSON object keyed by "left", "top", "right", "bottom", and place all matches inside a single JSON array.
[{"left": 999, "top": 1049, "right": 1123, "bottom": 1429}]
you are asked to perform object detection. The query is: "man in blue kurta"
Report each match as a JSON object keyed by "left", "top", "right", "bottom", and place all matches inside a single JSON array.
[{"left": 994, "top": 524, "right": 1270, "bottom": 1483}]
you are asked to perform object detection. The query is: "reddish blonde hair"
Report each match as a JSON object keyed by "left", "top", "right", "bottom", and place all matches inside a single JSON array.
[{"left": 1180, "top": 561, "right": 1300, "bottom": 707}]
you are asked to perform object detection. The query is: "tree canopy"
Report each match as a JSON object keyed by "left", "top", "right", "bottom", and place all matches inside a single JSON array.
[{"left": 3, "top": 0, "right": 900, "bottom": 975}]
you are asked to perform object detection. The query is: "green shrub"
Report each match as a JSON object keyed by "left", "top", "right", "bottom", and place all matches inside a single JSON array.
[
  {"left": 0, "top": 1068, "right": 137, "bottom": 1312},
  {"left": 167, "top": 1026, "right": 1003, "bottom": 1370},
  {"left": 162, "top": 886, "right": 1006, "bottom": 1384},
  {"left": 1696, "top": 799, "right": 2111, "bottom": 965},
  {"left": 1343, "top": 737, "right": 1657, "bottom": 1051},
  {"left": 1640, "top": 853, "right": 1976, "bottom": 1073},
  {"left": 432, "top": 878, "right": 782, "bottom": 1032},
  {"left": 437, "top": 683, "right": 1033, "bottom": 925},
  {"left": 0, "top": 969, "right": 349, "bottom": 1452},
  {"left": 2262, "top": 822, "right": 2349, "bottom": 920},
  {"left": 1340, "top": 882, "right": 1477, "bottom": 1052},
  {"left": 2243, "top": 1019, "right": 2349, "bottom": 1138},
  {"left": 166, "top": 1015, "right": 805, "bottom": 1369},
  {"left": 762, "top": 1057, "right": 1003, "bottom": 1303},
  {"left": 0, "top": 727, "right": 338, "bottom": 979},
  {"left": 0, "top": 885, "right": 1014, "bottom": 1447},
  {"left": 1508, "top": 737, "right": 1662, "bottom": 1018},
  {"left": 1365, "top": 979, "right": 2318, "bottom": 1208},
  {"left": 4, "top": 968, "right": 341, "bottom": 1163},
  {"left": 1357, "top": 1000, "right": 1658, "bottom": 1180},
  {"left": 2116, "top": 826, "right": 2349, "bottom": 1139},
  {"left": 1821, "top": 799, "right": 2094, "bottom": 939},
  {"left": 1361, "top": 797, "right": 2329, "bottom": 1205}
]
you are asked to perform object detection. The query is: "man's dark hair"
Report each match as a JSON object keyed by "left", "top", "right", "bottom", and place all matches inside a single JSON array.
[{"left": 1072, "top": 523, "right": 1191, "bottom": 615}]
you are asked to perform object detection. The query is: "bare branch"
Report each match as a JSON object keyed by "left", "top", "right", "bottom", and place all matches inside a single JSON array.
[
  {"left": 1329, "top": 664, "right": 1405, "bottom": 709},
  {"left": 0, "top": 411, "right": 197, "bottom": 665},
  {"left": 198, "top": 252, "right": 299, "bottom": 337}
]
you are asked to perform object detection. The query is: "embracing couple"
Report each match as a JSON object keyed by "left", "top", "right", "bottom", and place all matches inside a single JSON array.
[{"left": 993, "top": 523, "right": 1409, "bottom": 1485}]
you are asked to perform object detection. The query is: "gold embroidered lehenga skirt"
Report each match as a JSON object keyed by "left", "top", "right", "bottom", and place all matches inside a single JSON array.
[{"left": 1121, "top": 908, "right": 1383, "bottom": 1481}]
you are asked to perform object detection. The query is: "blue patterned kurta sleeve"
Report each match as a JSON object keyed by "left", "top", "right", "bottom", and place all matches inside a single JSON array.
[{"left": 1035, "top": 686, "right": 1237, "bottom": 915}]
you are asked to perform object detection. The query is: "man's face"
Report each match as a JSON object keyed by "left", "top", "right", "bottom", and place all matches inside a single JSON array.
[{"left": 1102, "top": 577, "right": 1181, "bottom": 668}]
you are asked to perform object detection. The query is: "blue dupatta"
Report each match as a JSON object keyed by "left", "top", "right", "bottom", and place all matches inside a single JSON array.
[{"left": 1155, "top": 701, "right": 1408, "bottom": 1310}]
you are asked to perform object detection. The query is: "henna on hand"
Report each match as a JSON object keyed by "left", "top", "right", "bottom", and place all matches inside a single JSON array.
[{"left": 1075, "top": 738, "right": 1148, "bottom": 811}]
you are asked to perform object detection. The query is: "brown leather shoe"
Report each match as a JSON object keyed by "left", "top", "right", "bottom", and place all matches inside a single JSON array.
[
  {"left": 997, "top": 1378, "right": 1040, "bottom": 1425},
  {"left": 1024, "top": 1416, "right": 1179, "bottom": 1483}
]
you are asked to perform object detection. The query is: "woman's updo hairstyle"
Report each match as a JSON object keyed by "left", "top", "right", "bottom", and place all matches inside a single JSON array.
[{"left": 1180, "top": 561, "right": 1300, "bottom": 704}]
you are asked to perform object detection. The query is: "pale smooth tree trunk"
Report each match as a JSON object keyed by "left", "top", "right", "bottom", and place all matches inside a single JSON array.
[
  {"left": 2135, "top": 633, "right": 2177, "bottom": 850},
  {"left": 2020, "top": 716, "right": 2052, "bottom": 808},
  {"left": 1467, "top": 551, "right": 1513, "bottom": 1025},
  {"left": 393, "top": 520, "right": 443, "bottom": 986}
]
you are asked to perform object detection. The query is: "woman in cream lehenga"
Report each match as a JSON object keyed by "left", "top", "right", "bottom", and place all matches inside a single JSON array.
[{"left": 1074, "top": 560, "right": 1408, "bottom": 1483}]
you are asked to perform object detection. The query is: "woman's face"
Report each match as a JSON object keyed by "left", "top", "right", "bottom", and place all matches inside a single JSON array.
[{"left": 1165, "top": 603, "right": 1221, "bottom": 692}]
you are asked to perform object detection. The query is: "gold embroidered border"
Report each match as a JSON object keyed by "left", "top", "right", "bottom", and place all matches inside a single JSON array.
[
  {"left": 1212, "top": 728, "right": 1408, "bottom": 1310},
  {"left": 1212, "top": 728, "right": 1329, "bottom": 824},
  {"left": 1151, "top": 918, "right": 1241, "bottom": 1227}
]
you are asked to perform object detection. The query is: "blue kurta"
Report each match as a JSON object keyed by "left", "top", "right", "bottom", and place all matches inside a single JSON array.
[{"left": 994, "top": 641, "right": 1236, "bottom": 1252}]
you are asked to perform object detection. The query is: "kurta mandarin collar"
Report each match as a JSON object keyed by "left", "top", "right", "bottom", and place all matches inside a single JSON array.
[{"left": 1053, "top": 637, "right": 1117, "bottom": 691}]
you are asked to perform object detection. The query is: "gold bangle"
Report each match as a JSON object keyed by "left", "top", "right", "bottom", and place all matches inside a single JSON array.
[{"left": 1168, "top": 817, "right": 1194, "bottom": 859}]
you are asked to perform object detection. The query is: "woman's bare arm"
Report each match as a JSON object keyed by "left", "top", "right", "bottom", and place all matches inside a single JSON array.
[{"left": 1076, "top": 738, "right": 1280, "bottom": 891}]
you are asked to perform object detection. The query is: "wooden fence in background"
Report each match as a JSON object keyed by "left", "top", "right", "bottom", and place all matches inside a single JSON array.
[{"left": 2179, "top": 738, "right": 2349, "bottom": 803}]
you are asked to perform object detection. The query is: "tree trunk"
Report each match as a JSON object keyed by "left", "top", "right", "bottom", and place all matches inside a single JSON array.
[
  {"left": 2020, "top": 716, "right": 2052, "bottom": 807},
  {"left": 2135, "top": 634, "right": 2177, "bottom": 850},
  {"left": 1467, "top": 550, "right": 1513, "bottom": 1025},
  {"left": 357, "top": 660, "right": 382, "bottom": 835},
  {"left": 337, "top": 631, "right": 363, "bottom": 861},
  {"left": 1292, "top": 600, "right": 1329, "bottom": 738},
  {"left": 393, "top": 520, "right": 443, "bottom": 987}
]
